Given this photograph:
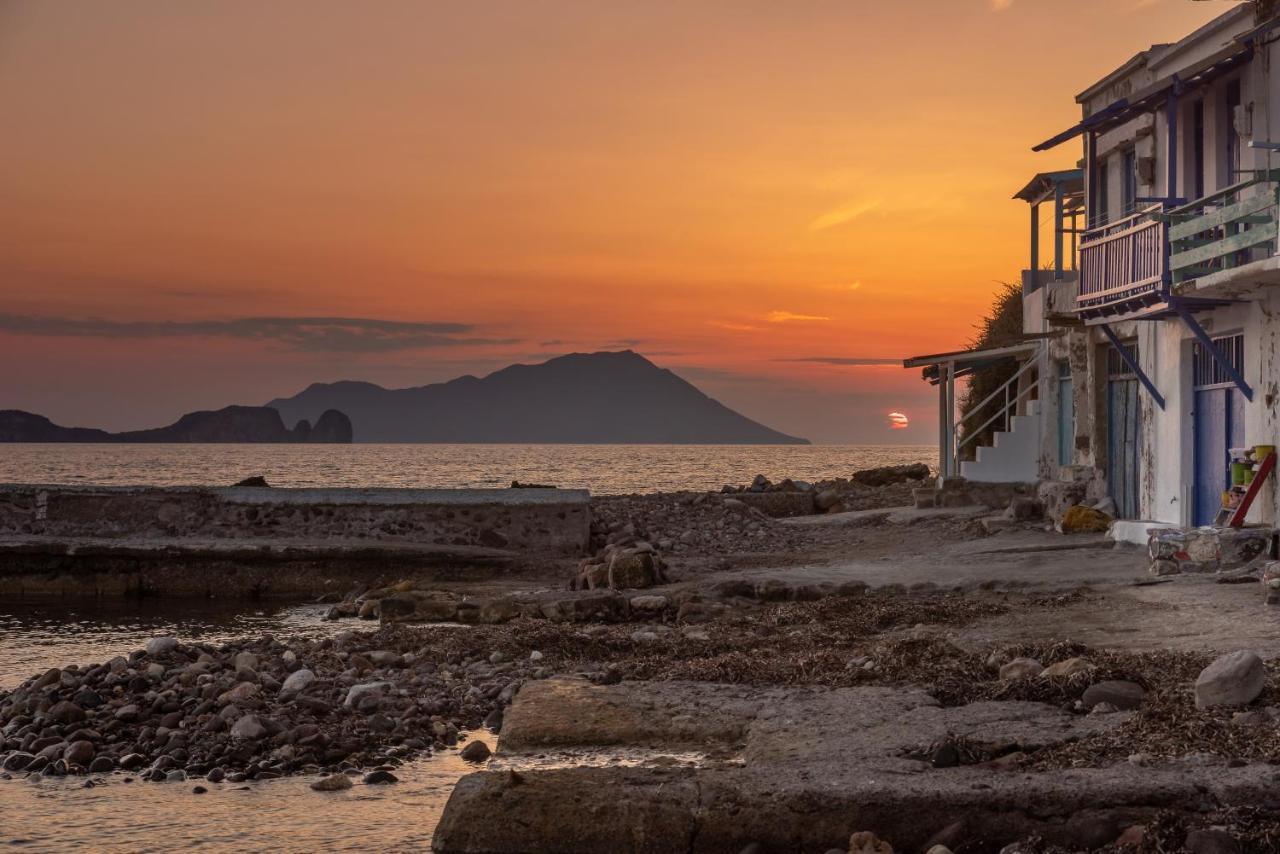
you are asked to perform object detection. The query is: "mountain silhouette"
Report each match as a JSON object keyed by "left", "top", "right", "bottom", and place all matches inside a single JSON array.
[{"left": 266, "top": 351, "right": 808, "bottom": 444}]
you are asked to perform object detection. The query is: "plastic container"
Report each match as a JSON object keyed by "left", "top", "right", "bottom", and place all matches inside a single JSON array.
[
  {"left": 1256, "top": 444, "right": 1276, "bottom": 461},
  {"left": 1233, "top": 462, "right": 1252, "bottom": 485}
]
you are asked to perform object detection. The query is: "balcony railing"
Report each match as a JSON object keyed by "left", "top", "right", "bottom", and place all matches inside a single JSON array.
[
  {"left": 1078, "top": 204, "right": 1166, "bottom": 311},
  {"left": 1167, "top": 177, "right": 1279, "bottom": 284}
]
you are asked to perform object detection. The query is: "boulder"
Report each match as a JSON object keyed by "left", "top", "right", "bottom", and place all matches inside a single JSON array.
[
  {"left": 280, "top": 669, "right": 315, "bottom": 696},
  {"left": 310, "top": 773, "right": 354, "bottom": 792},
  {"left": 63, "top": 740, "right": 95, "bottom": 766},
  {"left": 608, "top": 550, "right": 659, "bottom": 590},
  {"left": 850, "top": 463, "right": 929, "bottom": 487},
  {"left": 344, "top": 681, "right": 392, "bottom": 708},
  {"left": 479, "top": 597, "right": 522, "bottom": 624},
  {"left": 217, "top": 682, "right": 260, "bottom": 706},
  {"left": 629, "top": 594, "right": 669, "bottom": 613},
  {"left": 580, "top": 563, "right": 610, "bottom": 590},
  {"left": 999, "top": 658, "right": 1044, "bottom": 681},
  {"left": 1184, "top": 829, "right": 1242, "bottom": 854},
  {"left": 1004, "top": 496, "right": 1043, "bottom": 521},
  {"left": 848, "top": 831, "right": 894, "bottom": 854},
  {"left": 1041, "top": 658, "right": 1094, "bottom": 679},
  {"left": 1195, "top": 651, "right": 1266, "bottom": 709},
  {"left": 47, "top": 700, "right": 87, "bottom": 724},
  {"left": 380, "top": 591, "right": 458, "bottom": 624},
  {"left": 1060, "top": 505, "right": 1112, "bottom": 534},
  {"left": 145, "top": 637, "right": 180, "bottom": 656},
  {"left": 460, "top": 740, "right": 492, "bottom": 763},
  {"left": 1081, "top": 680, "right": 1145, "bottom": 711},
  {"left": 815, "top": 490, "right": 843, "bottom": 512},
  {"left": 230, "top": 714, "right": 268, "bottom": 740}
]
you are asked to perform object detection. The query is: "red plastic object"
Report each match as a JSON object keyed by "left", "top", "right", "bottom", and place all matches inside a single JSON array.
[{"left": 1229, "top": 452, "right": 1276, "bottom": 527}]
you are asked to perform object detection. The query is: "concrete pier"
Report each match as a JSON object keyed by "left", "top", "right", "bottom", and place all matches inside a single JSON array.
[{"left": 0, "top": 485, "right": 591, "bottom": 596}]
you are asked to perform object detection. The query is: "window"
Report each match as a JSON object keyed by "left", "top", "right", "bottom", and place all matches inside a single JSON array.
[
  {"left": 1193, "top": 99, "right": 1205, "bottom": 200},
  {"left": 1107, "top": 340, "right": 1139, "bottom": 379},
  {"left": 1193, "top": 333, "right": 1245, "bottom": 387},
  {"left": 1226, "top": 79, "right": 1242, "bottom": 189},
  {"left": 1122, "top": 148, "right": 1138, "bottom": 215},
  {"left": 1095, "top": 157, "right": 1111, "bottom": 227}
]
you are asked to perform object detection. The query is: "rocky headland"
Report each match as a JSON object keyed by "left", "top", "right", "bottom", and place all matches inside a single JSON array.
[{"left": 0, "top": 406, "right": 353, "bottom": 443}]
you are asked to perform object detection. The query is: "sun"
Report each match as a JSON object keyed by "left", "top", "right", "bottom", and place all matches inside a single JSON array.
[{"left": 888, "top": 411, "right": 909, "bottom": 430}]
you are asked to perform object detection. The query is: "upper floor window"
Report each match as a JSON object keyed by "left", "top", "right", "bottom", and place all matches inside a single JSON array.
[
  {"left": 1225, "top": 78, "right": 1242, "bottom": 188},
  {"left": 1095, "top": 157, "right": 1111, "bottom": 227},
  {"left": 1121, "top": 148, "right": 1138, "bottom": 216}
]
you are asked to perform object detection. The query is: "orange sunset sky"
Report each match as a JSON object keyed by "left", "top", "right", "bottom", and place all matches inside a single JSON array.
[{"left": 0, "top": 1, "right": 1229, "bottom": 443}]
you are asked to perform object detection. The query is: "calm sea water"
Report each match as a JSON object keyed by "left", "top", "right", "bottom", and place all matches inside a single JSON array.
[{"left": 0, "top": 443, "right": 933, "bottom": 494}]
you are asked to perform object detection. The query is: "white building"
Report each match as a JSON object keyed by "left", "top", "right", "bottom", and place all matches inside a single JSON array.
[{"left": 911, "top": 2, "right": 1280, "bottom": 529}]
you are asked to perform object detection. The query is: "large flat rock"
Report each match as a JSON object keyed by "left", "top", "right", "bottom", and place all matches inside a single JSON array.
[{"left": 434, "top": 678, "right": 1280, "bottom": 853}]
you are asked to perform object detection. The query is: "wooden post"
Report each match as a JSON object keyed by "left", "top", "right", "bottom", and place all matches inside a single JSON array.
[
  {"left": 945, "top": 361, "right": 957, "bottom": 477},
  {"left": 1030, "top": 202, "right": 1040, "bottom": 285},
  {"left": 1086, "top": 132, "right": 1097, "bottom": 226},
  {"left": 938, "top": 365, "right": 949, "bottom": 478},
  {"left": 1054, "top": 182, "right": 1065, "bottom": 280}
]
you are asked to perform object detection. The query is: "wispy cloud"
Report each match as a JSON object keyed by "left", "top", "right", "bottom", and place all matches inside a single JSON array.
[
  {"left": 809, "top": 199, "right": 881, "bottom": 231},
  {"left": 710, "top": 320, "right": 764, "bottom": 333},
  {"left": 766, "top": 311, "right": 830, "bottom": 323},
  {"left": 774, "top": 356, "right": 901, "bottom": 366},
  {"left": 0, "top": 314, "right": 511, "bottom": 353}
]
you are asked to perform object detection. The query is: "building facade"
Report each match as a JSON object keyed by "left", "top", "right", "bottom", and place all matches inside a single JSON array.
[
  {"left": 910, "top": 2, "right": 1280, "bottom": 529},
  {"left": 1033, "top": 2, "right": 1280, "bottom": 527}
]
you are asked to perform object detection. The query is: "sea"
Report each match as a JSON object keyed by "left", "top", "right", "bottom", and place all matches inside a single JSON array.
[
  {"left": 0, "top": 442, "right": 932, "bottom": 850},
  {"left": 0, "top": 442, "right": 934, "bottom": 493}
]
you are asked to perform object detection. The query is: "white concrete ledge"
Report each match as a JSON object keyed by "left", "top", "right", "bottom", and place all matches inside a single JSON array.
[{"left": 1110, "top": 519, "right": 1180, "bottom": 548}]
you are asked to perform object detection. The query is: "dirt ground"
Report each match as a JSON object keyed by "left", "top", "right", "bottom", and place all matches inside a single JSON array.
[{"left": 429, "top": 503, "right": 1280, "bottom": 853}]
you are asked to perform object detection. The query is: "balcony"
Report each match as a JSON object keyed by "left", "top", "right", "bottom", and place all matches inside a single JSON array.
[
  {"left": 1077, "top": 205, "right": 1167, "bottom": 318},
  {"left": 1167, "top": 177, "right": 1279, "bottom": 288},
  {"left": 1076, "top": 177, "right": 1280, "bottom": 320}
]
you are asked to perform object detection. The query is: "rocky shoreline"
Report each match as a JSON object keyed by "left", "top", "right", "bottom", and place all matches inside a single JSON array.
[
  {"left": 0, "top": 626, "right": 527, "bottom": 783},
  {"left": 6, "top": 465, "right": 1280, "bottom": 852}
]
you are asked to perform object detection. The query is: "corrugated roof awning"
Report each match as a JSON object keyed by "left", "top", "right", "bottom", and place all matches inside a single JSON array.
[
  {"left": 903, "top": 341, "right": 1040, "bottom": 370},
  {"left": 1013, "top": 169, "right": 1085, "bottom": 205},
  {"left": 1032, "top": 41, "right": 1254, "bottom": 153}
]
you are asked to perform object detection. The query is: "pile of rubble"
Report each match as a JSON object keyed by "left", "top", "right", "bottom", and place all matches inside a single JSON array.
[
  {"left": 718, "top": 464, "right": 935, "bottom": 516},
  {"left": 0, "top": 628, "right": 531, "bottom": 781},
  {"left": 589, "top": 492, "right": 808, "bottom": 558}
]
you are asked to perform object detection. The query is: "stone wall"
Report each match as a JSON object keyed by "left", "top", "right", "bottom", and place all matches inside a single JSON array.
[{"left": 0, "top": 485, "right": 591, "bottom": 556}]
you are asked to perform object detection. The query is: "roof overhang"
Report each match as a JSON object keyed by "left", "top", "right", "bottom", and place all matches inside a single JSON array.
[
  {"left": 1013, "top": 169, "right": 1085, "bottom": 205},
  {"left": 1032, "top": 41, "right": 1254, "bottom": 153},
  {"left": 903, "top": 340, "right": 1041, "bottom": 370}
]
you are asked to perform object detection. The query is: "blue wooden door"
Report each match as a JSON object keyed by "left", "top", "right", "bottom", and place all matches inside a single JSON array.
[
  {"left": 1106, "top": 342, "right": 1141, "bottom": 520},
  {"left": 1057, "top": 363, "right": 1074, "bottom": 467},
  {"left": 1192, "top": 334, "right": 1246, "bottom": 526},
  {"left": 1108, "top": 378, "right": 1140, "bottom": 519}
]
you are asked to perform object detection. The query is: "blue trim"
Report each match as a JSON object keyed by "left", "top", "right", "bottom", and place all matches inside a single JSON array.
[
  {"left": 1172, "top": 304, "right": 1254, "bottom": 401},
  {"left": 1098, "top": 323, "right": 1167, "bottom": 410}
]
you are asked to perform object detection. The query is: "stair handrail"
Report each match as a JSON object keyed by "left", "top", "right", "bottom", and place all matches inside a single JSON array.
[
  {"left": 955, "top": 354, "right": 1038, "bottom": 429},
  {"left": 955, "top": 354, "right": 1039, "bottom": 454}
]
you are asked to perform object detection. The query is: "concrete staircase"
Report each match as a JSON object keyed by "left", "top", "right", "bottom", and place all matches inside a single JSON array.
[{"left": 960, "top": 400, "right": 1040, "bottom": 483}]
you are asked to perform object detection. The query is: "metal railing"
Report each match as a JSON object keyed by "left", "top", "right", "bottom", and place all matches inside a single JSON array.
[
  {"left": 1078, "top": 204, "right": 1166, "bottom": 308},
  {"left": 955, "top": 355, "right": 1038, "bottom": 457},
  {"left": 1167, "top": 176, "right": 1279, "bottom": 283}
]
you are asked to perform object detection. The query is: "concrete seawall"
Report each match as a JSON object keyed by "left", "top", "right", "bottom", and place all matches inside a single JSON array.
[{"left": 0, "top": 485, "right": 591, "bottom": 597}]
